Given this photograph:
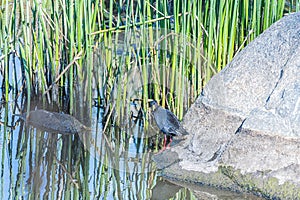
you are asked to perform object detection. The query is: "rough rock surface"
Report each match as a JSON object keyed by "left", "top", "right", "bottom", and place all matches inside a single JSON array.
[{"left": 153, "top": 12, "right": 300, "bottom": 199}]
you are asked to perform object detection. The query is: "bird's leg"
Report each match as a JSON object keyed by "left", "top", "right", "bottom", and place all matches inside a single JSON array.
[
  {"left": 166, "top": 136, "right": 172, "bottom": 149},
  {"left": 157, "top": 135, "right": 167, "bottom": 153},
  {"left": 167, "top": 137, "right": 172, "bottom": 148},
  {"left": 163, "top": 135, "right": 167, "bottom": 149}
]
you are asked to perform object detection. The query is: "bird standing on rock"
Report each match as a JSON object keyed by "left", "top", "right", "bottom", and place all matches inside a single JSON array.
[{"left": 149, "top": 100, "right": 188, "bottom": 150}]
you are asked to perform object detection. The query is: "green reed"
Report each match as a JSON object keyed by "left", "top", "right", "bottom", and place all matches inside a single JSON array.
[
  {"left": 92, "top": 0, "right": 296, "bottom": 123},
  {"left": 0, "top": 0, "right": 98, "bottom": 114},
  {"left": 1, "top": 0, "right": 299, "bottom": 121}
]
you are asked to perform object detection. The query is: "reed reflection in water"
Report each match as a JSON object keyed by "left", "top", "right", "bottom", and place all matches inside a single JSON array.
[{"left": 0, "top": 102, "right": 166, "bottom": 199}]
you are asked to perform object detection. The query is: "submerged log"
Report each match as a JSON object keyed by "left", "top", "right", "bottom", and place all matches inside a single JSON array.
[{"left": 17, "top": 109, "right": 89, "bottom": 134}]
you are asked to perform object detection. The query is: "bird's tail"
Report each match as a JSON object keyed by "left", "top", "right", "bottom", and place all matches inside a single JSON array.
[{"left": 176, "top": 126, "right": 189, "bottom": 136}]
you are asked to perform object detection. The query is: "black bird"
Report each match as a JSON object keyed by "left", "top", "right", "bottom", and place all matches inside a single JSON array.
[{"left": 149, "top": 100, "right": 188, "bottom": 149}]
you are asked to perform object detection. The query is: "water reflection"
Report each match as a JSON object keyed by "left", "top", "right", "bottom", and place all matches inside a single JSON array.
[
  {"left": 0, "top": 102, "right": 264, "bottom": 199},
  {"left": 0, "top": 55, "right": 262, "bottom": 200},
  {"left": 1, "top": 104, "right": 158, "bottom": 199}
]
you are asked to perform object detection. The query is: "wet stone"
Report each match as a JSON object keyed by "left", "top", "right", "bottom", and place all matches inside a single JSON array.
[
  {"left": 152, "top": 150, "right": 180, "bottom": 170},
  {"left": 17, "top": 109, "right": 88, "bottom": 134}
]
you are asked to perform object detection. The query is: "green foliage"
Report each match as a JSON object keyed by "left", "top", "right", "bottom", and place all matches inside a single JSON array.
[{"left": 0, "top": 0, "right": 298, "bottom": 116}]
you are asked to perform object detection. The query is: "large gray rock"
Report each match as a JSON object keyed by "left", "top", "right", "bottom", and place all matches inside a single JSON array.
[{"left": 153, "top": 12, "right": 300, "bottom": 199}]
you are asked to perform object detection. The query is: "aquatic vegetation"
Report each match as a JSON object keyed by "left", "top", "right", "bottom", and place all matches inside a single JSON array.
[
  {"left": 0, "top": 0, "right": 299, "bottom": 199},
  {"left": 0, "top": 0, "right": 296, "bottom": 116}
]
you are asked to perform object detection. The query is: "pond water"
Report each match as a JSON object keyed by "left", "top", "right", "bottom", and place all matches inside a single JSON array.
[
  {"left": 0, "top": 103, "right": 265, "bottom": 200},
  {"left": 0, "top": 48, "right": 264, "bottom": 200},
  {"left": 0, "top": 94, "right": 265, "bottom": 199}
]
